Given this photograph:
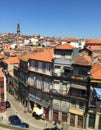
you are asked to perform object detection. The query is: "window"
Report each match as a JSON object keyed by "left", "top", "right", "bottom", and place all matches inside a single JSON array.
[
  {"left": 61, "top": 82, "right": 67, "bottom": 94},
  {"left": 44, "top": 78, "right": 51, "bottom": 92},
  {"left": 35, "top": 61, "right": 38, "bottom": 68},
  {"left": 55, "top": 50, "right": 62, "bottom": 58},
  {"left": 54, "top": 65, "right": 60, "bottom": 69},
  {"left": 47, "top": 63, "right": 51, "bottom": 71},
  {"left": 38, "top": 62, "right": 42, "bottom": 70},
  {"left": 54, "top": 66, "right": 61, "bottom": 74},
  {"left": 54, "top": 80, "right": 60, "bottom": 92},
  {"left": 71, "top": 100, "right": 76, "bottom": 108},
  {"left": 79, "top": 68, "right": 87, "bottom": 76},
  {"left": 79, "top": 102, "right": 84, "bottom": 110}
]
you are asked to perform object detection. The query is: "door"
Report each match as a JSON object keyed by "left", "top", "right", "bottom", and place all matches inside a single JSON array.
[
  {"left": 88, "top": 114, "right": 95, "bottom": 128},
  {"left": 77, "top": 116, "right": 83, "bottom": 128},
  {"left": 44, "top": 109, "right": 49, "bottom": 121},
  {"left": 70, "top": 114, "right": 75, "bottom": 126},
  {"left": 98, "top": 116, "right": 101, "bottom": 130},
  {"left": 62, "top": 112, "right": 67, "bottom": 122},
  {"left": 53, "top": 110, "right": 58, "bottom": 122}
]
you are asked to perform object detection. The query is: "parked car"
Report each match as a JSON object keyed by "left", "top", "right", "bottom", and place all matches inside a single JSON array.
[
  {"left": 6, "top": 100, "right": 11, "bottom": 108},
  {"left": 12, "top": 122, "right": 29, "bottom": 128},
  {"left": 9, "top": 115, "right": 21, "bottom": 124}
]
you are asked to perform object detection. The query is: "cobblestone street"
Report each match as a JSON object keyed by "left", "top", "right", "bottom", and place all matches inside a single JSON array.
[{"left": 0, "top": 92, "right": 57, "bottom": 130}]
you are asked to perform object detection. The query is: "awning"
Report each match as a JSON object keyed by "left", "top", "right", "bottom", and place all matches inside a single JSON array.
[
  {"left": 70, "top": 84, "right": 87, "bottom": 90},
  {"left": 91, "top": 79, "right": 101, "bottom": 83},
  {"left": 69, "top": 108, "right": 84, "bottom": 116},
  {"left": 33, "top": 107, "right": 39, "bottom": 113},
  {"left": 29, "top": 94, "right": 50, "bottom": 108},
  {"left": 94, "top": 88, "right": 101, "bottom": 96},
  {"left": 36, "top": 108, "right": 43, "bottom": 116}
]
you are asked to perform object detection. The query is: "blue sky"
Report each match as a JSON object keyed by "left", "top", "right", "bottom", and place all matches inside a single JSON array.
[{"left": 0, "top": 0, "right": 101, "bottom": 38}]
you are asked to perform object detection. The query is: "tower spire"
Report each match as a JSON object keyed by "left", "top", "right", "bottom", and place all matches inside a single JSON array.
[{"left": 17, "top": 23, "right": 21, "bottom": 36}]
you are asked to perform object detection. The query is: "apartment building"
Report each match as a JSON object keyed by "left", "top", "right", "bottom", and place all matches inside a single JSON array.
[
  {"left": 28, "top": 48, "right": 54, "bottom": 120},
  {"left": 12, "top": 44, "right": 101, "bottom": 129},
  {"left": 52, "top": 43, "right": 77, "bottom": 122},
  {"left": 0, "top": 71, "right": 6, "bottom": 112},
  {"left": 90, "top": 63, "right": 101, "bottom": 130}
]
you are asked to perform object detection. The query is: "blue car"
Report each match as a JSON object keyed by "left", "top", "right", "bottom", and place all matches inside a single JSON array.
[
  {"left": 12, "top": 122, "right": 29, "bottom": 128},
  {"left": 9, "top": 115, "right": 21, "bottom": 124}
]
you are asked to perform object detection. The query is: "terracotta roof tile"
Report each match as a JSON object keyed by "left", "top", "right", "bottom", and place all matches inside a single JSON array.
[
  {"left": 91, "top": 63, "right": 101, "bottom": 79},
  {"left": 2, "top": 43, "right": 10, "bottom": 47},
  {"left": 20, "top": 53, "right": 32, "bottom": 62},
  {"left": 3, "top": 57, "right": 19, "bottom": 64},
  {"left": 29, "top": 48, "right": 54, "bottom": 62},
  {"left": 87, "top": 46, "right": 101, "bottom": 50},
  {"left": 93, "top": 53, "right": 101, "bottom": 59},
  {"left": 4, "top": 50, "right": 15, "bottom": 53},
  {"left": 86, "top": 40, "right": 101, "bottom": 44},
  {"left": 73, "top": 55, "right": 92, "bottom": 66},
  {"left": 62, "top": 37, "right": 77, "bottom": 41},
  {"left": 55, "top": 43, "right": 74, "bottom": 50}
]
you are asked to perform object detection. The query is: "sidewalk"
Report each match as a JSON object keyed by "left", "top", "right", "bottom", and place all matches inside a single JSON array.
[{"left": 4, "top": 92, "right": 58, "bottom": 130}]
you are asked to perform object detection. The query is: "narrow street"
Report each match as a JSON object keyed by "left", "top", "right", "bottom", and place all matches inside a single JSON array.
[{"left": 1, "top": 92, "right": 55, "bottom": 130}]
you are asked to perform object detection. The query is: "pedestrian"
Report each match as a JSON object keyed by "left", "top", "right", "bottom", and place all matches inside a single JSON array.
[{"left": 54, "top": 121, "right": 59, "bottom": 129}]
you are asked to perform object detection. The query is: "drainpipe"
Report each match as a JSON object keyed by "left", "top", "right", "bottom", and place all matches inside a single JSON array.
[
  {"left": 84, "top": 73, "right": 91, "bottom": 129},
  {"left": 49, "top": 95, "right": 53, "bottom": 122}
]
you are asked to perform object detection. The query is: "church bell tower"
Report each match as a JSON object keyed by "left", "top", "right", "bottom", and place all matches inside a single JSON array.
[{"left": 17, "top": 23, "right": 21, "bottom": 36}]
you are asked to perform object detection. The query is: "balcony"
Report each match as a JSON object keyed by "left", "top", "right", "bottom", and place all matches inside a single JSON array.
[
  {"left": 49, "top": 89, "right": 62, "bottom": 95},
  {"left": 29, "top": 66, "right": 52, "bottom": 76},
  {"left": 67, "top": 92, "right": 88, "bottom": 100},
  {"left": 52, "top": 72, "right": 61, "bottom": 77},
  {"left": 71, "top": 75, "right": 87, "bottom": 81},
  {"left": 61, "top": 72, "right": 71, "bottom": 78}
]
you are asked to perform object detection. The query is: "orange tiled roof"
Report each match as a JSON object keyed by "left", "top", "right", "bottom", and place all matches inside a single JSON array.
[
  {"left": 29, "top": 48, "right": 54, "bottom": 62},
  {"left": 20, "top": 53, "right": 32, "bottom": 62},
  {"left": 86, "top": 40, "right": 101, "bottom": 44},
  {"left": 91, "top": 63, "right": 101, "bottom": 79},
  {"left": 2, "top": 43, "right": 10, "bottom": 47},
  {"left": 93, "top": 52, "right": 101, "bottom": 58},
  {"left": 50, "top": 42, "right": 57, "bottom": 45},
  {"left": 87, "top": 46, "right": 101, "bottom": 50},
  {"left": 3, "top": 57, "right": 19, "bottom": 64},
  {"left": 4, "top": 50, "right": 15, "bottom": 53},
  {"left": 73, "top": 55, "right": 92, "bottom": 66},
  {"left": 62, "top": 37, "right": 77, "bottom": 41},
  {"left": 55, "top": 43, "right": 74, "bottom": 50}
]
